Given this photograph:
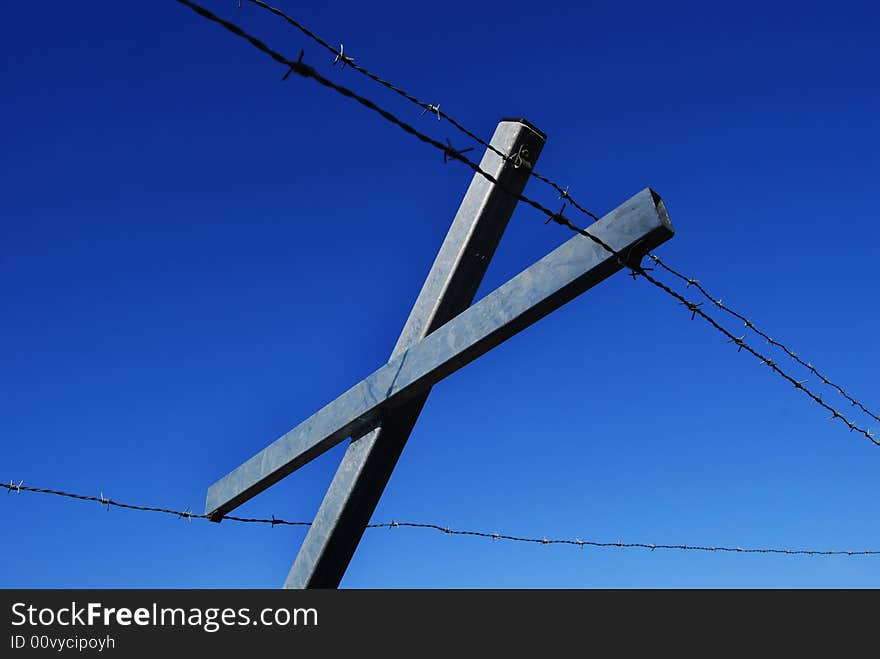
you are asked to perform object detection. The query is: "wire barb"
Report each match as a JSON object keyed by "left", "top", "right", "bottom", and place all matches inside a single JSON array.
[
  {"left": 546, "top": 202, "right": 567, "bottom": 226},
  {"left": 332, "top": 43, "right": 353, "bottom": 69},
  {"left": 420, "top": 103, "right": 441, "bottom": 120},
  {"left": 680, "top": 301, "right": 703, "bottom": 320},
  {"left": 281, "top": 49, "right": 309, "bottom": 81},
  {"left": 442, "top": 138, "right": 474, "bottom": 164},
  {"left": 727, "top": 335, "right": 746, "bottom": 352}
]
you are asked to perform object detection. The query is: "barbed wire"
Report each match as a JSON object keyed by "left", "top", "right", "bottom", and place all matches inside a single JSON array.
[
  {"left": 646, "top": 253, "right": 880, "bottom": 424},
  {"left": 635, "top": 268, "right": 878, "bottom": 444},
  {"left": 4, "top": 480, "right": 878, "bottom": 557},
  {"left": 175, "top": 0, "right": 878, "bottom": 447},
  {"left": 240, "top": 1, "right": 880, "bottom": 427},
  {"left": 238, "top": 1, "right": 880, "bottom": 429}
]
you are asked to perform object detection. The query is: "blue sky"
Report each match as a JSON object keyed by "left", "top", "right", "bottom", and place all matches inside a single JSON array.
[{"left": 2, "top": 0, "right": 878, "bottom": 588}]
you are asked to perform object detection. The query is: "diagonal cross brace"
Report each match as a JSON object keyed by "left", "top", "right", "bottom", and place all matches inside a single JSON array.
[
  {"left": 285, "top": 119, "right": 547, "bottom": 588},
  {"left": 205, "top": 186, "right": 674, "bottom": 522}
]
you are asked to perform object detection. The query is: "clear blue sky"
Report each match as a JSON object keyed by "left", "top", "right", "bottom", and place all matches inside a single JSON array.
[{"left": 2, "top": 0, "right": 878, "bottom": 588}]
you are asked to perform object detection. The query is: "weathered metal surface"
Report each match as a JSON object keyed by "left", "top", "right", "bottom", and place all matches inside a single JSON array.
[
  {"left": 284, "top": 119, "right": 546, "bottom": 588},
  {"left": 205, "top": 187, "right": 673, "bottom": 520}
]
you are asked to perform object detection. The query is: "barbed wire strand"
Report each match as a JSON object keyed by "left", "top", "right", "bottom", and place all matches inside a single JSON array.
[
  {"left": 175, "top": 0, "right": 878, "bottom": 446},
  {"left": 240, "top": 1, "right": 880, "bottom": 425},
  {"left": 4, "top": 480, "right": 878, "bottom": 556}
]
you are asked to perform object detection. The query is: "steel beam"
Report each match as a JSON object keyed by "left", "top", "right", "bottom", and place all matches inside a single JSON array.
[
  {"left": 205, "top": 187, "right": 674, "bottom": 521},
  {"left": 284, "top": 119, "right": 547, "bottom": 588}
]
